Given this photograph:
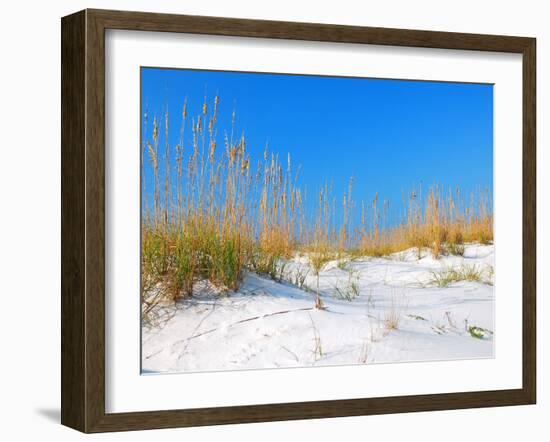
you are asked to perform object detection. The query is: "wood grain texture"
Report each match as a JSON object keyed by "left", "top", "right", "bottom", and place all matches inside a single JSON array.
[
  {"left": 89, "top": 8, "right": 532, "bottom": 52},
  {"left": 84, "top": 10, "right": 107, "bottom": 432},
  {"left": 61, "top": 10, "right": 86, "bottom": 432},
  {"left": 61, "top": 8, "right": 537, "bottom": 433},
  {"left": 522, "top": 38, "right": 537, "bottom": 403}
]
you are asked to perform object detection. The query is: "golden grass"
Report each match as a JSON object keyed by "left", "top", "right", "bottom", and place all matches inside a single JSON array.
[
  {"left": 141, "top": 95, "right": 493, "bottom": 307},
  {"left": 356, "top": 185, "right": 492, "bottom": 259}
]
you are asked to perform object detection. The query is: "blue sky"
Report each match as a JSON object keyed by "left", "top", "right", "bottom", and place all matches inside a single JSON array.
[{"left": 141, "top": 67, "right": 493, "bottom": 225}]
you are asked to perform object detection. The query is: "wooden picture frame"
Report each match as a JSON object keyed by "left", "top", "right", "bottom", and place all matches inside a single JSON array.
[{"left": 61, "top": 8, "right": 536, "bottom": 433}]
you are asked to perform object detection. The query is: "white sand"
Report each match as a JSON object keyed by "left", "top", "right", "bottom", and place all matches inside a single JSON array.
[{"left": 142, "top": 244, "right": 494, "bottom": 374}]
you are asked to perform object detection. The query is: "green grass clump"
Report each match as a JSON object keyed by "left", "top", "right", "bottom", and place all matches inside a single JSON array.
[
  {"left": 428, "top": 264, "right": 491, "bottom": 288},
  {"left": 468, "top": 325, "right": 490, "bottom": 339},
  {"left": 170, "top": 232, "right": 195, "bottom": 298}
]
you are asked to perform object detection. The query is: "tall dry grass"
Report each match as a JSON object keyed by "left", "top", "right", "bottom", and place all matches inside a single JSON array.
[
  {"left": 141, "top": 95, "right": 493, "bottom": 307},
  {"left": 356, "top": 184, "right": 493, "bottom": 259}
]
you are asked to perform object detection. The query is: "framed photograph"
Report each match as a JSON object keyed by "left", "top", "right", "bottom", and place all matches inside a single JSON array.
[{"left": 61, "top": 9, "right": 536, "bottom": 433}]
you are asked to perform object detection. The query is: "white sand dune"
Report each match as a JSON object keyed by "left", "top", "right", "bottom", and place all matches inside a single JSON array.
[{"left": 142, "top": 244, "right": 494, "bottom": 374}]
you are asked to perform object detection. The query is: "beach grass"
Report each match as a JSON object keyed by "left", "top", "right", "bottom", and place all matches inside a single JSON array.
[{"left": 141, "top": 95, "right": 493, "bottom": 309}]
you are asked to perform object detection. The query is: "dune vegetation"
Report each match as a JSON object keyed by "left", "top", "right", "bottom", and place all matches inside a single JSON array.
[{"left": 141, "top": 95, "right": 493, "bottom": 314}]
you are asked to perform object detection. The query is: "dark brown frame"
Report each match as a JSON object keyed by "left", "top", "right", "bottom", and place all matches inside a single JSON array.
[{"left": 61, "top": 8, "right": 536, "bottom": 433}]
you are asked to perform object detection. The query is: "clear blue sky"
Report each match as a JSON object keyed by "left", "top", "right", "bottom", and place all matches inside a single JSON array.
[{"left": 141, "top": 67, "right": 493, "bottom": 225}]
